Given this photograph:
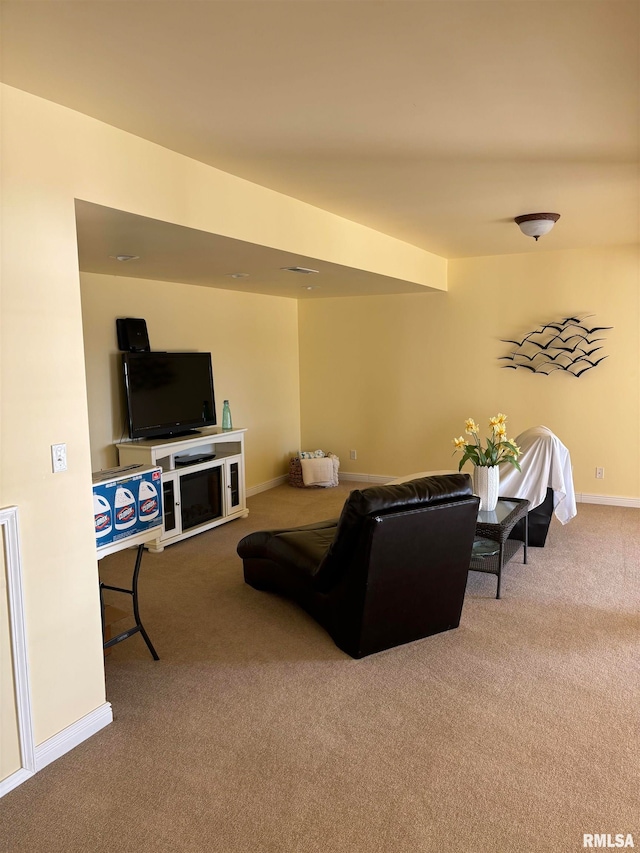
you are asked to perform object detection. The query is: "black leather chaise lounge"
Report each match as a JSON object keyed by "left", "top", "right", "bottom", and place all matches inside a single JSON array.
[{"left": 237, "top": 474, "right": 480, "bottom": 658}]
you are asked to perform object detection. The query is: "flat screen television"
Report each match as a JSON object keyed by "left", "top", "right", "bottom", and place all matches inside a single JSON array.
[{"left": 122, "top": 351, "right": 217, "bottom": 439}]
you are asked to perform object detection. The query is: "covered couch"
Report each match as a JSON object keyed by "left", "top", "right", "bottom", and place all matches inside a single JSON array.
[
  {"left": 237, "top": 474, "right": 480, "bottom": 658},
  {"left": 499, "top": 425, "right": 577, "bottom": 546}
]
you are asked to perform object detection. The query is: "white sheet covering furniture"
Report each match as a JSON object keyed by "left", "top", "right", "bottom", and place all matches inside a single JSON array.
[{"left": 499, "top": 425, "right": 576, "bottom": 524}]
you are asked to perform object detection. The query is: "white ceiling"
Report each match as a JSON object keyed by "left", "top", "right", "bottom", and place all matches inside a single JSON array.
[{"left": 2, "top": 1, "right": 639, "bottom": 293}]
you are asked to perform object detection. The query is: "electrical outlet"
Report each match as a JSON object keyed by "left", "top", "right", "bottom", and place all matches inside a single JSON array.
[
  {"left": 51, "top": 443, "right": 67, "bottom": 473},
  {"left": 595, "top": 467, "right": 604, "bottom": 479},
  {"left": 350, "top": 449, "right": 357, "bottom": 460}
]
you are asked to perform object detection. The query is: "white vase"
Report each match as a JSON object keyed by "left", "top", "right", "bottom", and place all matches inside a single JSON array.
[{"left": 473, "top": 465, "right": 499, "bottom": 512}]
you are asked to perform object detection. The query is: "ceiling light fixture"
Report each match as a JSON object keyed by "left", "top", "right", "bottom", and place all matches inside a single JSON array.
[
  {"left": 226, "top": 272, "right": 250, "bottom": 279},
  {"left": 302, "top": 285, "right": 319, "bottom": 291},
  {"left": 109, "top": 254, "right": 140, "bottom": 262},
  {"left": 281, "top": 266, "right": 319, "bottom": 274},
  {"left": 514, "top": 213, "right": 560, "bottom": 241}
]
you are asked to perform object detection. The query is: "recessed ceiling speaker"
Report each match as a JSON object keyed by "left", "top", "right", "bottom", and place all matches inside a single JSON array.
[{"left": 116, "top": 318, "right": 150, "bottom": 352}]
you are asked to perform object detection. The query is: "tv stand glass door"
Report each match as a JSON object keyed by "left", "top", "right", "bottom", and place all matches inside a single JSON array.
[{"left": 163, "top": 464, "right": 224, "bottom": 539}]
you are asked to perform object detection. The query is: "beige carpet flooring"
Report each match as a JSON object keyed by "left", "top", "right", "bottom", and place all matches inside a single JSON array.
[{"left": 2, "top": 484, "right": 639, "bottom": 852}]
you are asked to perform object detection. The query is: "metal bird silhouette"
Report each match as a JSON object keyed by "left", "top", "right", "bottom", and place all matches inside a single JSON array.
[
  {"left": 499, "top": 315, "right": 611, "bottom": 375},
  {"left": 531, "top": 322, "right": 566, "bottom": 334},
  {"left": 554, "top": 332, "right": 605, "bottom": 344},
  {"left": 501, "top": 362, "right": 538, "bottom": 372},
  {"left": 534, "top": 350, "right": 575, "bottom": 362},
  {"left": 580, "top": 325, "right": 613, "bottom": 335},
  {"left": 573, "top": 355, "right": 608, "bottom": 369},
  {"left": 560, "top": 316, "right": 590, "bottom": 325},
  {"left": 500, "top": 333, "right": 536, "bottom": 347},
  {"left": 575, "top": 345, "right": 603, "bottom": 358},
  {"left": 525, "top": 336, "right": 572, "bottom": 351},
  {"left": 568, "top": 357, "right": 609, "bottom": 377}
]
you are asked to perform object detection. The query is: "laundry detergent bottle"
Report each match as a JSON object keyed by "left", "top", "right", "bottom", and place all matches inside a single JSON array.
[
  {"left": 138, "top": 479, "right": 159, "bottom": 522},
  {"left": 114, "top": 485, "right": 137, "bottom": 529}
]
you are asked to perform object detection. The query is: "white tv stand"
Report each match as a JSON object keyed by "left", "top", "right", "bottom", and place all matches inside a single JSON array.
[{"left": 116, "top": 427, "right": 248, "bottom": 552}]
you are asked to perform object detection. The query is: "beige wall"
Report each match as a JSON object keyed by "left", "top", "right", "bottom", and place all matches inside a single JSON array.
[
  {"left": 80, "top": 273, "right": 301, "bottom": 487},
  {"left": 0, "top": 83, "right": 443, "bottom": 750},
  {"left": 1, "top": 95, "right": 106, "bottom": 745},
  {"left": 299, "top": 246, "right": 640, "bottom": 499}
]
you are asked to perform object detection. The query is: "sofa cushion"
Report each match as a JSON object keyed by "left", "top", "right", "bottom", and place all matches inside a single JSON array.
[
  {"left": 237, "top": 522, "right": 338, "bottom": 580},
  {"left": 238, "top": 517, "right": 338, "bottom": 551},
  {"left": 271, "top": 528, "right": 337, "bottom": 579}
]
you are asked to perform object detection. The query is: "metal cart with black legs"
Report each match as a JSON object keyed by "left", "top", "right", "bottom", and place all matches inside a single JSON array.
[{"left": 99, "top": 543, "right": 159, "bottom": 660}]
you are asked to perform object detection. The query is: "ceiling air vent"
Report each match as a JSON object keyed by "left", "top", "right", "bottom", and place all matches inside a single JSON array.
[{"left": 281, "top": 266, "right": 319, "bottom": 274}]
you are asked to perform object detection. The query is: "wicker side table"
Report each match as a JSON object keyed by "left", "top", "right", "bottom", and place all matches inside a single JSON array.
[{"left": 470, "top": 497, "right": 529, "bottom": 599}]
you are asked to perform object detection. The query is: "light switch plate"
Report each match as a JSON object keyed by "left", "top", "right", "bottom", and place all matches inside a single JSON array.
[{"left": 51, "top": 443, "right": 67, "bottom": 473}]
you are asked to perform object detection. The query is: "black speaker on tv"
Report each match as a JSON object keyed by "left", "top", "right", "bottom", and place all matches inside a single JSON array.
[{"left": 116, "top": 318, "right": 150, "bottom": 352}]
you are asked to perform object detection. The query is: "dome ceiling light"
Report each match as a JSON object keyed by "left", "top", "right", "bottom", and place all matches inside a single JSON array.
[{"left": 514, "top": 213, "right": 560, "bottom": 241}]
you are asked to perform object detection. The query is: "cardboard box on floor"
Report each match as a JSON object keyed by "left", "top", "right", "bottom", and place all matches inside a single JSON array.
[{"left": 103, "top": 604, "right": 130, "bottom": 657}]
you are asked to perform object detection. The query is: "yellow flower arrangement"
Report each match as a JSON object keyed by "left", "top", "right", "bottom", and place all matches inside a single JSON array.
[{"left": 452, "top": 413, "right": 521, "bottom": 471}]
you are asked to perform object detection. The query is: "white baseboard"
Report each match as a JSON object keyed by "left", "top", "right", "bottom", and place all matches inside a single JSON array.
[
  {"left": 247, "top": 472, "right": 640, "bottom": 508},
  {"left": 576, "top": 493, "right": 640, "bottom": 508},
  {"left": 34, "top": 702, "right": 113, "bottom": 772},
  {"left": 339, "top": 472, "right": 394, "bottom": 484},
  {"left": 337, "top": 474, "right": 640, "bottom": 507},
  {"left": 247, "top": 472, "right": 391, "bottom": 493},
  {"left": 1, "top": 702, "right": 112, "bottom": 798},
  {"left": 343, "top": 474, "right": 640, "bottom": 507},
  {"left": 246, "top": 475, "right": 287, "bottom": 497},
  {"left": 0, "top": 766, "right": 35, "bottom": 798}
]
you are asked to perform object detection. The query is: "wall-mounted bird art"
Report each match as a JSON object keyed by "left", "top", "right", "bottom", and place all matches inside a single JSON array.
[{"left": 499, "top": 315, "right": 612, "bottom": 377}]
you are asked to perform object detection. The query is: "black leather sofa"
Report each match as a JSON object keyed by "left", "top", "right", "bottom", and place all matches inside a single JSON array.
[{"left": 237, "top": 474, "right": 480, "bottom": 658}]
